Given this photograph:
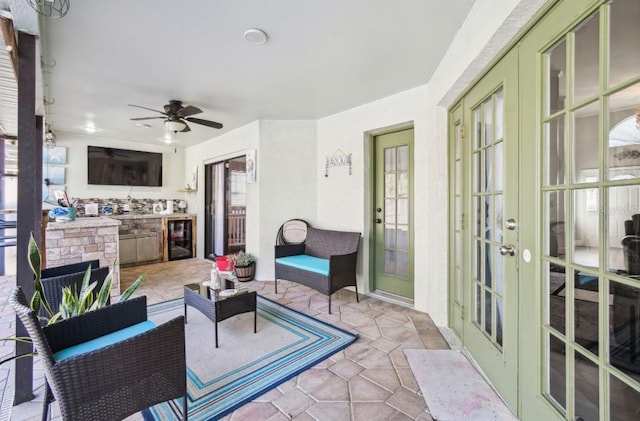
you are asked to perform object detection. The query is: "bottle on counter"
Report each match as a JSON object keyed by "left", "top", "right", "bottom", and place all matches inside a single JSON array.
[{"left": 211, "top": 265, "right": 221, "bottom": 291}]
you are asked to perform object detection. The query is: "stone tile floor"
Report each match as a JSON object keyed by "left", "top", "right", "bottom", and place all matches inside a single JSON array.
[{"left": 2, "top": 258, "right": 450, "bottom": 420}]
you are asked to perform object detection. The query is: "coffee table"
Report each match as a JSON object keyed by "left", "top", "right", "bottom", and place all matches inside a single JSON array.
[{"left": 183, "top": 279, "right": 257, "bottom": 348}]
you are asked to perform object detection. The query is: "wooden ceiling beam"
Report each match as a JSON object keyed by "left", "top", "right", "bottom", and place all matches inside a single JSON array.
[{"left": 0, "top": 17, "right": 18, "bottom": 79}]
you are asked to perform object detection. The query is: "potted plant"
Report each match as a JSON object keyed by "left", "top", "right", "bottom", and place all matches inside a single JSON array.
[
  {"left": 232, "top": 251, "right": 256, "bottom": 282},
  {"left": 0, "top": 234, "right": 144, "bottom": 365}
]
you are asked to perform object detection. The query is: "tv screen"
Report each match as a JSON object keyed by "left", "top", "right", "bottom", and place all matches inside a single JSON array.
[{"left": 87, "top": 146, "right": 163, "bottom": 187}]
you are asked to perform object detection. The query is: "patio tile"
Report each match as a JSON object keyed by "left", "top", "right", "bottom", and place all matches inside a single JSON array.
[
  {"left": 360, "top": 368, "right": 402, "bottom": 392},
  {"left": 352, "top": 401, "right": 399, "bottom": 420},
  {"left": 329, "top": 358, "right": 364, "bottom": 380},
  {"left": 307, "top": 375, "right": 350, "bottom": 401},
  {"left": 306, "top": 401, "right": 351, "bottom": 421},
  {"left": 386, "top": 388, "right": 428, "bottom": 419},
  {"left": 349, "top": 375, "right": 393, "bottom": 401},
  {"left": 271, "top": 389, "right": 315, "bottom": 418},
  {"left": 3, "top": 261, "right": 450, "bottom": 421}
]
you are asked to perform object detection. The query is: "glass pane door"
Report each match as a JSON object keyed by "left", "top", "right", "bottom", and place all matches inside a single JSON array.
[
  {"left": 374, "top": 128, "right": 414, "bottom": 299},
  {"left": 532, "top": 1, "right": 640, "bottom": 419},
  {"left": 204, "top": 156, "right": 247, "bottom": 259},
  {"left": 460, "top": 47, "right": 519, "bottom": 411}
]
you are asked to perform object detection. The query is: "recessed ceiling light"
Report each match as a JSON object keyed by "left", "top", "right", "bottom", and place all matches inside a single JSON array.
[
  {"left": 244, "top": 28, "right": 268, "bottom": 45},
  {"left": 84, "top": 125, "right": 99, "bottom": 133}
]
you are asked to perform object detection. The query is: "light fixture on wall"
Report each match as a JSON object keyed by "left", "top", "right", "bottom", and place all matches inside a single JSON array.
[
  {"left": 164, "top": 119, "right": 187, "bottom": 133},
  {"left": 26, "top": 0, "right": 70, "bottom": 19},
  {"left": 44, "top": 129, "right": 56, "bottom": 147}
]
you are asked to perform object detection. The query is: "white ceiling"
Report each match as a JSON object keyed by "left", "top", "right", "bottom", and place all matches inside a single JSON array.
[{"left": 19, "top": 0, "right": 477, "bottom": 147}]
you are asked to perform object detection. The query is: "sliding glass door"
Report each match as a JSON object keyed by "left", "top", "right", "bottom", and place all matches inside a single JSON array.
[{"left": 204, "top": 156, "right": 247, "bottom": 259}]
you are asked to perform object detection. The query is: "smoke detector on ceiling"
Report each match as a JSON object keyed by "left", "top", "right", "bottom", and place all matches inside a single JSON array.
[{"left": 244, "top": 29, "right": 268, "bottom": 45}]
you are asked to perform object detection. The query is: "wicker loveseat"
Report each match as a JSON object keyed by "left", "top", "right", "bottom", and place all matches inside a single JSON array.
[{"left": 274, "top": 226, "right": 360, "bottom": 313}]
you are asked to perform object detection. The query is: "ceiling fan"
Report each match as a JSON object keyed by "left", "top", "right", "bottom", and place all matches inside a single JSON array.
[{"left": 128, "top": 100, "right": 223, "bottom": 133}]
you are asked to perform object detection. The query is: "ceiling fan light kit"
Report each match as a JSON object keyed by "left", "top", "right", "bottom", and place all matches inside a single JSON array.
[{"left": 165, "top": 119, "right": 187, "bottom": 133}]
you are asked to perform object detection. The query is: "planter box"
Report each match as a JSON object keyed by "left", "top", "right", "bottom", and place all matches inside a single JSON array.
[{"left": 235, "top": 262, "right": 256, "bottom": 282}]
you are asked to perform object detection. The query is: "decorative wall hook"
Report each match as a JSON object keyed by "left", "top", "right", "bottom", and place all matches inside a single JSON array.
[{"left": 325, "top": 149, "right": 352, "bottom": 177}]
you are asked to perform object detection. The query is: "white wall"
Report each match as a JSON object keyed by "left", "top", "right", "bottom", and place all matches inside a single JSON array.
[
  {"left": 186, "top": 0, "right": 547, "bottom": 325},
  {"left": 314, "top": 0, "right": 547, "bottom": 325},
  {"left": 257, "top": 121, "right": 317, "bottom": 278},
  {"left": 185, "top": 121, "right": 259, "bottom": 266},
  {"left": 316, "top": 85, "right": 428, "bottom": 311},
  {"left": 184, "top": 120, "right": 317, "bottom": 281},
  {"left": 55, "top": 132, "right": 185, "bottom": 201}
]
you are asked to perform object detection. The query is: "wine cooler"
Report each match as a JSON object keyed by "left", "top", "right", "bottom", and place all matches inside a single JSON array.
[{"left": 167, "top": 218, "right": 193, "bottom": 260}]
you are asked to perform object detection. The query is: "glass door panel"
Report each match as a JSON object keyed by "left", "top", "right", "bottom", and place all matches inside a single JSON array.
[
  {"left": 472, "top": 87, "right": 506, "bottom": 347},
  {"left": 530, "top": 1, "right": 640, "bottom": 419},
  {"left": 374, "top": 129, "right": 414, "bottom": 299},
  {"left": 204, "top": 156, "right": 247, "bottom": 260},
  {"left": 460, "top": 47, "right": 519, "bottom": 410}
]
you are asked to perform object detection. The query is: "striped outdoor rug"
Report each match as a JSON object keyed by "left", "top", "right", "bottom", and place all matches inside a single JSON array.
[{"left": 142, "top": 295, "right": 357, "bottom": 420}]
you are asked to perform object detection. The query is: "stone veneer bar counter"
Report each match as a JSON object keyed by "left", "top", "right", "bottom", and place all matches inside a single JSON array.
[{"left": 45, "top": 216, "right": 122, "bottom": 295}]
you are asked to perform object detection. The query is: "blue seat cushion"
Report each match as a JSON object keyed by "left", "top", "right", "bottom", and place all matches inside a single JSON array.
[
  {"left": 276, "top": 255, "right": 329, "bottom": 276},
  {"left": 53, "top": 320, "right": 156, "bottom": 361}
]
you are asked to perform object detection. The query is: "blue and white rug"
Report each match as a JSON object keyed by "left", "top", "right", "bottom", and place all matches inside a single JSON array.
[{"left": 143, "top": 295, "right": 357, "bottom": 421}]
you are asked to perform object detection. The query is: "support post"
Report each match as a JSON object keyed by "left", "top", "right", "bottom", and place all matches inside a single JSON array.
[{"left": 14, "top": 30, "right": 41, "bottom": 405}]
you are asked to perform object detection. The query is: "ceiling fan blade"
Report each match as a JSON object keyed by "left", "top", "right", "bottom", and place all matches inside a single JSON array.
[
  {"left": 128, "top": 104, "right": 168, "bottom": 115},
  {"left": 185, "top": 117, "right": 223, "bottom": 129},
  {"left": 130, "top": 116, "right": 165, "bottom": 121},
  {"left": 181, "top": 122, "right": 191, "bottom": 133},
  {"left": 176, "top": 105, "right": 202, "bottom": 118}
]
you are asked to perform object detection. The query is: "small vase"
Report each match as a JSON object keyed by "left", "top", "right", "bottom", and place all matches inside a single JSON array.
[{"left": 56, "top": 207, "right": 76, "bottom": 222}]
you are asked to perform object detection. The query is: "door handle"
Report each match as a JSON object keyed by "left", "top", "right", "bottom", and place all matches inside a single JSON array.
[
  {"left": 499, "top": 244, "right": 517, "bottom": 256},
  {"left": 375, "top": 218, "right": 382, "bottom": 224}
]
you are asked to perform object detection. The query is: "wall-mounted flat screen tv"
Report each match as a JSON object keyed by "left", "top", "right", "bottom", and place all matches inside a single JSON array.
[{"left": 87, "top": 146, "right": 163, "bottom": 187}]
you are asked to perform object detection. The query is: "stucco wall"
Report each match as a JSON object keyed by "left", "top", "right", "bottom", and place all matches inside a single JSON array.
[
  {"left": 181, "top": 0, "right": 548, "bottom": 325},
  {"left": 185, "top": 121, "right": 259, "bottom": 270},
  {"left": 184, "top": 120, "right": 317, "bottom": 281},
  {"left": 316, "top": 85, "right": 429, "bottom": 311}
]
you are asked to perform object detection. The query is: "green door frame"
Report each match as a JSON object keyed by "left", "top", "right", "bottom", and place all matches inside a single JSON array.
[{"left": 366, "top": 122, "right": 415, "bottom": 300}]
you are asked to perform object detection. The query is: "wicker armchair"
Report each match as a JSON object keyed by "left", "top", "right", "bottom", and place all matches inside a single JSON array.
[{"left": 9, "top": 287, "right": 187, "bottom": 421}]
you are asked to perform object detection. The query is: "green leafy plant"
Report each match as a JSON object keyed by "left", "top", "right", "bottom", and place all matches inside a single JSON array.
[
  {"left": 29, "top": 233, "right": 144, "bottom": 323},
  {"left": 0, "top": 233, "right": 144, "bottom": 364},
  {"left": 231, "top": 251, "right": 256, "bottom": 268}
]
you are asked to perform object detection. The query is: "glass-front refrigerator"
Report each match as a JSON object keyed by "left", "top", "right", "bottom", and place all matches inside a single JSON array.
[{"left": 167, "top": 218, "right": 193, "bottom": 260}]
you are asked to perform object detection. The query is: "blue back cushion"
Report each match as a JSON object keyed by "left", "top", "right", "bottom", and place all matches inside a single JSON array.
[
  {"left": 53, "top": 320, "right": 156, "bottom": 361},
  {"left": 276, "top": 255, "right": 329, "bottom": 276}
]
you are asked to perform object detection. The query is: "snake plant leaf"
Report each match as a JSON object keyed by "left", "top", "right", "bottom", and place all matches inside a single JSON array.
[
  {"left": 92, "top": 274, "right": 113, "bottom": 310},
  {"left": 29, "top": 234, "right": 53, "bottom": 318},
  {"left": 119, "top": 272, "right": 145, "bottom": 302},
  {"left": 0, "top": 352, "right": 38, "bottom": 366},
  {"left": 77, "top": 281, "right": 97, "bottom": 314},
  {"left": 30, "top": 290, "right": 42, "bottom": 316},
  {"left": 77, "top": 265, "right": 93, "bottom": 305}
]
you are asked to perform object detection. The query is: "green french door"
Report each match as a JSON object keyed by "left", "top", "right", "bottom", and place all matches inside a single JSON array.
[
  {"left": 460, "top": 48, "right": 520, "bottom": 411},
  {"left": 519, "top": 0, "right": 640, "bottom": 419},
  {"left": 450, "top": 0, "right": 640, "bottom": 419},
  {"left": 373, "top": 129, "right": 414, "bottom": 299}
]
